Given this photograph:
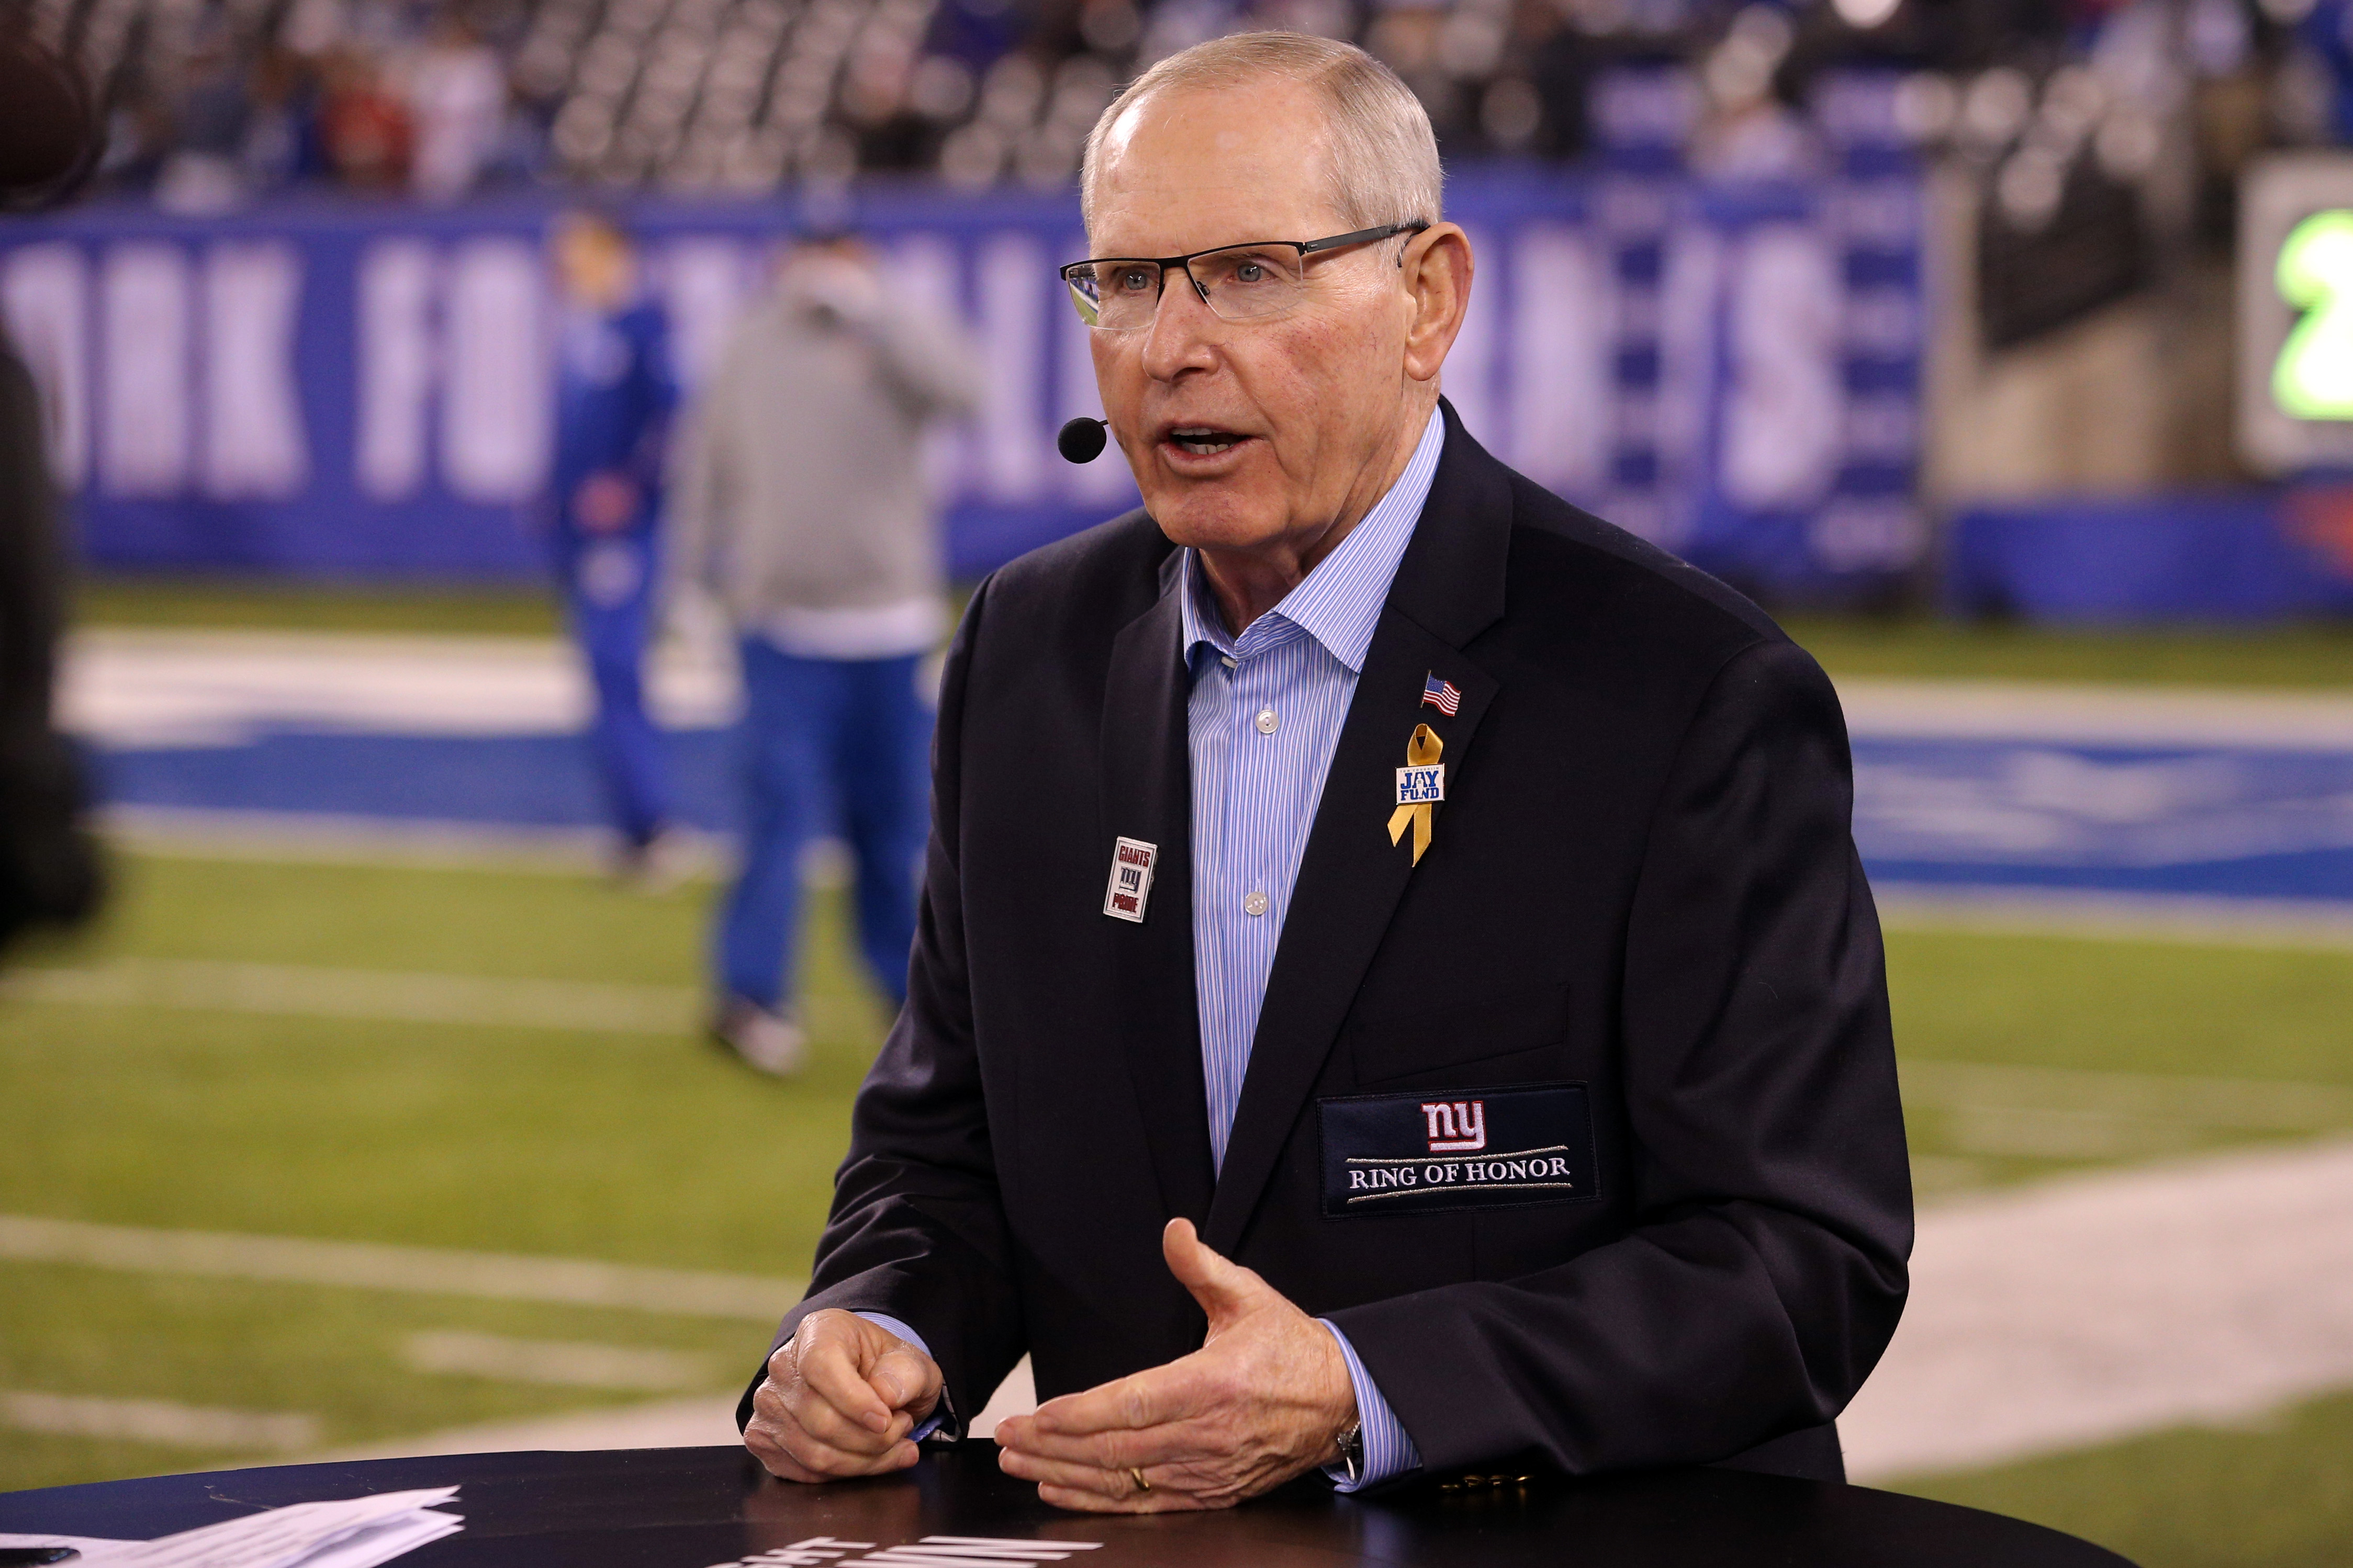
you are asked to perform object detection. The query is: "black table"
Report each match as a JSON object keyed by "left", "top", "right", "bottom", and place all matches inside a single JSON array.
[{"left": 0, "top": 1441, "right": 2134, "bottom": 1566}]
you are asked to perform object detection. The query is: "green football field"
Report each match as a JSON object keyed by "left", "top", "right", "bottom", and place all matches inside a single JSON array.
[{"left": 4, "top": 589, "right": 2351, "bottom": 1566}]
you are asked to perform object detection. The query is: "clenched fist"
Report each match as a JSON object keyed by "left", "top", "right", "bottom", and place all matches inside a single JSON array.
[{"left": 745, "top": 1309, "right": 945, "bottom": 1482}]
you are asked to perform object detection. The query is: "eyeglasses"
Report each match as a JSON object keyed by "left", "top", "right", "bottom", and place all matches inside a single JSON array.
[{"left": 1058, "top": 222, "right": 1430, "bottom": 332}]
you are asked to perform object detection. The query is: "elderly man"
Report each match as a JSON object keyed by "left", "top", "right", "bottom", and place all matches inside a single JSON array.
[{"left": 739, "top": 32, "right": 1910, "bottom": 1510}]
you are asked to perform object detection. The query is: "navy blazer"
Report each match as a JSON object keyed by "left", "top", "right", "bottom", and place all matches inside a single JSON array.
[{"left": 744, "top": 402, "right": 1912, "bottom": 1484}]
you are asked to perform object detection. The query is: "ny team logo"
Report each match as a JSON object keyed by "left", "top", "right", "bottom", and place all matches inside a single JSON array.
[{"left": 1421, "top": 1099, "right": 1487, "bottom": 1153}]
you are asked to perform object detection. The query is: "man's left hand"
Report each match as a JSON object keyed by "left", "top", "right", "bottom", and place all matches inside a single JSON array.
[{"left": 993, "top": 1218, "right": 1357, "bottom": 1513}]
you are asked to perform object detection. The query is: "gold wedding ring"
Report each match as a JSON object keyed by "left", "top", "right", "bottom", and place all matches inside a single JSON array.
[{"left": 1129, "top": 1467, "right": 1151, "bottom": 1494}]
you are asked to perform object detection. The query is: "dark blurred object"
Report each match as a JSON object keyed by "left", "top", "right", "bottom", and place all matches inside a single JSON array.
[
  {"left": 0, "top": 15, "right": 107, "bottom": 947},
  {"left": 0, "top": 337, "right": 104, "bottom": 950},
  {"left": 0, "top": 9, "right": 101, "bottom": 209},
  {"left": 1979, "top": 164, "right": 2148, "bottom": 350}
]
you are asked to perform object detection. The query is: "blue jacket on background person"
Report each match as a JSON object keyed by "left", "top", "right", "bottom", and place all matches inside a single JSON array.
[{"left": 548, "top": 212, "right": 680, "bottom": 872}]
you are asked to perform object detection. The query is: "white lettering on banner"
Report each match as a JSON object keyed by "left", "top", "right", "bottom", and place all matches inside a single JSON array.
[
  {"left": 357, "top": 239, "right": 436, "bottom": 500},
  {"left": 655, "top": 236, "right": 751, "bottom": 390},
  {"left": 976, "top": 231, "right": 1045, "bottom": 502},
  {"left": 1809, "top": 498, "right": 1926, "bottom": 572},
  {"left": 1721, "top": 224, "right": 1841, "bottom": 511},
  {"left": 201, "top": 242, "right": 309, "bottom": 498},
  {"left": 1508, "top": 225, "right": 1611, "bottom": 497},
  {"left": 1, "top": 243, "right": 89, "bottom": 491},
  {"left": 1441, "top": 224, "right": 1497, "bottom": 450},
  {"left": 890, "top": 232, "right": 971, "bottom": 500},
  {"left": 442, "top": 238, "right": 549, "bottom": 502},
  {"left": 100, "top": 243, "right": 191, "bottom": 497}
]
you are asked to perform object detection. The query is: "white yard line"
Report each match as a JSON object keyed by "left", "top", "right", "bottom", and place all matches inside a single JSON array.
[
  {"left": 61, "top": 629, "right": 2350, "bottom": 751},
  {"left": 1, "top": 1391, "right": 320, "bottom": 1452},
  {"left": 59, "top": 628, "right": 739, "bottom": 747},
  {"left": 1, "top": 957, "right": 700, "bottom": 1036},
  {"left": 1842, "top": 1136, "right": 2353, "bottom": 1480},
  {"left": 400, "top": 1332, "right": 716, "bottom": 1392},
  {"left": 0, "top": 1214, "right": 801, "bottom": 1322},
  {"left": 1836, "top": 679, "right": 2353, "bottom": 749}
]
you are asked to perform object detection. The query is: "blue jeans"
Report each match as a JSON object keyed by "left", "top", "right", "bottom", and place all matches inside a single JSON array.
[
  {"left": 719, "top": 639, "right": 932, "bottom": 1012},
  {"left": 563, "top": 534, "right": 670, "bottom": 849}
]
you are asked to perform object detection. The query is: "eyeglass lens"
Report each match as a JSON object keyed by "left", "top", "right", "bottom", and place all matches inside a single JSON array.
[{"left": 1065, "top": 245, "right": 1309, "bottom": 331}]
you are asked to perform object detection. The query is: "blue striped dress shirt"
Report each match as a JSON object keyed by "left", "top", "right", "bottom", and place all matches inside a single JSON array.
[
  {"left": 867, "top": 407, "right": 1443, "bottom": 1491},
  {"left": 1178, "top": 405, "right": 1443, "bottom": 1491}
]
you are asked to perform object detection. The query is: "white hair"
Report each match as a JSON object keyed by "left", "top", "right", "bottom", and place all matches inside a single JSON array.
[{"left": 1079, "top": 31, "right": 1444, "bottom": 244}]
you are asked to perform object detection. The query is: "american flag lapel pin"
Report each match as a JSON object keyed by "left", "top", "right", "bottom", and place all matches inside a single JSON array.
[
  {"left": 1103, "top": 836, "right": 1158, "bottom": 922},
  {"left": 1421, "top": 672, "right": 1462, "bottom": 716}
]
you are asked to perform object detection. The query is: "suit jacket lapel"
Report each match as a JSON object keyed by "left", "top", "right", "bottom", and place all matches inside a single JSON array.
[
  {"left": 1204, "top": 404, "right": 1515, "bottom": 1255},
  {"left": 1101, "top": 549, "right": 1216, "bottom": 1226}
]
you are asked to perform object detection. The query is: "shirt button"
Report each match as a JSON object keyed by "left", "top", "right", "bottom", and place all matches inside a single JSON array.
[
  {"left": 1255, "top": 707, "right": 1278, "bottom": 735},
  {"left": 1244, "top": 891, "right": 1270, "bottom": 917}
]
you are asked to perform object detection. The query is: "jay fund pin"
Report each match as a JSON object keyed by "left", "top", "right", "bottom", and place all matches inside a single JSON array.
[{"left": 1388, "top": 724, "right": 1444, "bottom": 865}]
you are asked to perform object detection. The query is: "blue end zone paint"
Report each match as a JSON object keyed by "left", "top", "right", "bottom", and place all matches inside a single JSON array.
[
  {"left": 91, "top": 729, "right": 2353, "bottom": 905},
  {"left": 97, "top": 730, "right": 743, "bottom": 836},
  {"left": 1850, "top": 738, "right": 2353, "bottom": 903}
]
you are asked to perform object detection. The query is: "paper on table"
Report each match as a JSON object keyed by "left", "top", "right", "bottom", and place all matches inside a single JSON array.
[{"left": 0, "top": 1486, "right": 462, "bottom": 1568}]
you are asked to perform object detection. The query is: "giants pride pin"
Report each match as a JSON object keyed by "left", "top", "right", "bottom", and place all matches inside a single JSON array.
[{"left": 1103, "top": 836, "right": 1158, "bottom": 923}]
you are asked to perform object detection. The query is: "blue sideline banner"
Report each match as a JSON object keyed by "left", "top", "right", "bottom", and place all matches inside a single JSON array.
[{"left": 0, "top": 136, "right": 1921, "bottom": 596}]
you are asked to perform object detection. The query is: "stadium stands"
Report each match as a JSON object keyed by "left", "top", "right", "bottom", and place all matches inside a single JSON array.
[{"left": 33, "top": 0, "right": 2344, "bottom": 206}]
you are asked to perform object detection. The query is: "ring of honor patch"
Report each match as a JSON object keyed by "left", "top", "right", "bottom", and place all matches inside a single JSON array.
[{"left": 1317, "top": 1082, "right": 1598, "bottom": 1217}]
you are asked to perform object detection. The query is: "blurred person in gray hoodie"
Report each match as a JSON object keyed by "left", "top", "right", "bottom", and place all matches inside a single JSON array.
[{"left": 669, "top": 230, "right": 979, "bottom": 1075}]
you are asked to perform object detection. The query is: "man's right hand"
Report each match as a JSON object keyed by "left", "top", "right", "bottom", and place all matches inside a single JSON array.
[{"left": 744, "top": 1309, "right": 944, "bottom": 1482}]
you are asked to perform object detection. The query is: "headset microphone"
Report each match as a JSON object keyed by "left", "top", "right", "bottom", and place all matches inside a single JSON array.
[{"left": 1057, "top": 416, "right": 1109, "bottom": 464}]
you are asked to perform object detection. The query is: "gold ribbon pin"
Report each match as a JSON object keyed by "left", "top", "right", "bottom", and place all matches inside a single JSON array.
[{"left": 1387, "top": 723, "right": 1444, "bottom": 866}]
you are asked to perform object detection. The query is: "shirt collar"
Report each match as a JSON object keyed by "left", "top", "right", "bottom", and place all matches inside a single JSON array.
[{"left": 1178, "top": 405, "right": 1446, "bottom": 675}]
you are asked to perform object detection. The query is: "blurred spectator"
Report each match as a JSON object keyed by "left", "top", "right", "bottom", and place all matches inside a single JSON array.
[
  {"left": 321, "top": 45, "right": 413, "bottom": 189},
  {"left": 242, "top": 46, "right": 330, "bottom": 193},
  {"left": 547, "top": 209, "right": 682, "bottom": 886},
  {"left": 399, "top": 10, "right": 508, "bottom": 202},
  {"left": 668, "top": 232, "right": 978, "bottom": 1077},
  {"left": 155, "top": 20, "right": 252, "bottom": 210}
]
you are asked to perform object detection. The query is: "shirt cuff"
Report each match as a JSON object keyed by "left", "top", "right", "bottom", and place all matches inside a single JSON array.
[
  {"left": 851, "top": 1312, "right": 955, "bottom": 1442},
  {"left": 1317, "top": 1319, "right": 1421, "bottom": 1491}
]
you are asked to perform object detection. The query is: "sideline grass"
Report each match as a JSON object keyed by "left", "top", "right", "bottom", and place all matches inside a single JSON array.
[
  {"left": 78, "top": 578, "right": 561, "bottom": 639},
  {"left": 1893, "top": 1390, "right": 2353, "bottom": 1568},
  {"left": 1783, "top": 616, "right": 2353, "bottom": 689},
  {"left": 5, "top": 843, "right": 2353, "bottom": 1513}
]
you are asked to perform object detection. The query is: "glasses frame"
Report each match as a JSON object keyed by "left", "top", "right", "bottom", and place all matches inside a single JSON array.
[{"left": 1058, "top": 221, "right": 1433, "bottom": 330}]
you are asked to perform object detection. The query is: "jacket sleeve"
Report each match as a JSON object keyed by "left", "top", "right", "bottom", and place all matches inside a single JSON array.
[
  {"left": 1326, "top": 636, "right": 1912, "bottom": 1474},
  {"left": 736, "top": 576, "right": 1027, "bottom": 1434}
]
